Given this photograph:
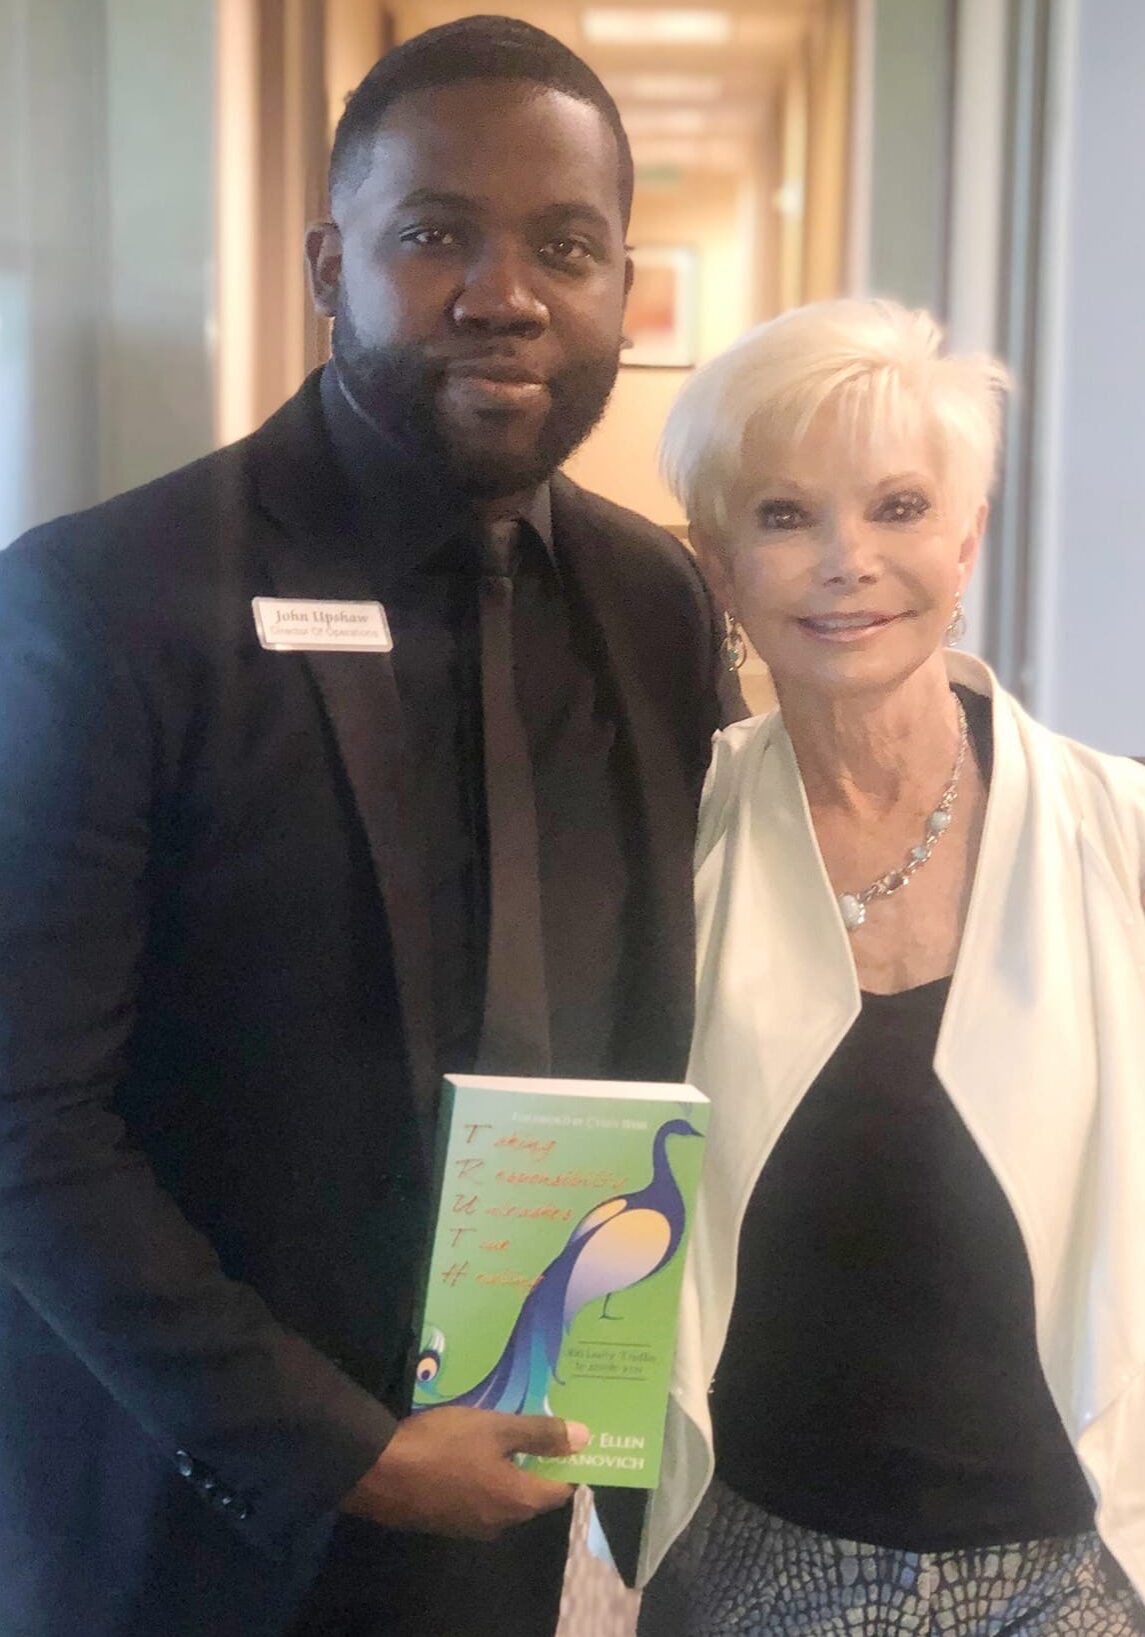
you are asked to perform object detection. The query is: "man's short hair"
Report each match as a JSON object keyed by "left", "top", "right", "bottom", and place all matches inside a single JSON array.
[{"left": 330, "top": 14, "right": 635, "bottom": 227}]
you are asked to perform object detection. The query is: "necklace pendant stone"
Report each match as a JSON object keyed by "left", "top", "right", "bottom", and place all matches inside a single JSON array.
[
  {"left": 839, "top": 893, "right": 866, "bottom": 931},
  {"left": 831, "top": 694, "right": 966, "bottom": 934}
]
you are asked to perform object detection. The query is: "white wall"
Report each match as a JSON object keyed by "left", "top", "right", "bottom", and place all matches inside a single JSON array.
[
  {"left": 943, "top": 0, "right": 1008, "bottom": 655},
  {"left": 864, "top": 0, "right": 952, "bottom": 313},
  {"left": 101, "top": 0, "right": 216, "bottom": 499},
  {"left": 1, "top": 0, "right": 216, "bottom": 541},
  {"left": 1, "top": 0, "right": 105, "bottom": 540},
  {"left": 1029, "top": 0, "right": 1145, "bottom": 754}
]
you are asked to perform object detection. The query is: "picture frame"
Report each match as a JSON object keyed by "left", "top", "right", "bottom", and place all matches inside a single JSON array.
[{"left": 622, "top": 244, "right": 699, "bottom": 369}]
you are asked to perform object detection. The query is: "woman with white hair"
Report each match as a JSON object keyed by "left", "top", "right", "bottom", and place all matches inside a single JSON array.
[{"left": 633, "top": 299, "right": 1145, "bottom": 1635}]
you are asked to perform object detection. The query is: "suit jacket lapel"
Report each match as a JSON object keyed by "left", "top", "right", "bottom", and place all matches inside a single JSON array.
[{"left": 246, "top": 377, "right": 437, "bottom": 1144}]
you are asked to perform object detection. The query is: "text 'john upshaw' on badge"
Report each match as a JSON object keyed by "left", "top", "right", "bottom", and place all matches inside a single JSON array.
[{"left": 251, "top": 598, "right": 394, "bottom": 653}]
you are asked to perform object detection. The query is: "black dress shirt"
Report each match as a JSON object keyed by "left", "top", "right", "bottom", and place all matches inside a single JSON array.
[{"left": 319, "top": 364, "right": 629, "bottom": 1084}]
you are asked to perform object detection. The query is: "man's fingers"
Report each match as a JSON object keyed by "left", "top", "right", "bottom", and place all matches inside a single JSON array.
[
  {"left": 496, "top": 1413, "right": 590, "bottom": 1458},
  {"left": 514, "top": 1473, "right": 576, "bottom": 1515}
]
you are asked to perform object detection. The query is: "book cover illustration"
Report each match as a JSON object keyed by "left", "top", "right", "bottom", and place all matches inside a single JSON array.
[{"left": 411, "top": 1075, "right": 708, "bottom": 1488}]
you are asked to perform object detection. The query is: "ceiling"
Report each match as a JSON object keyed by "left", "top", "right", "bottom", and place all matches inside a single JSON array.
[{"left": 395, "top": 1, "right": 825, "bottom": 173}]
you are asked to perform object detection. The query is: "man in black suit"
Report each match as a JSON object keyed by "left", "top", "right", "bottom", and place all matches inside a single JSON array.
[{"left": 0, "top": 17, "right": 741, "bottom": 1637}]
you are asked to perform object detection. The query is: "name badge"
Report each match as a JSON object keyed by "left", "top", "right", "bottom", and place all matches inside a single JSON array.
[{"left": 252, "top": 597, "right": 393, "bottom": 653}]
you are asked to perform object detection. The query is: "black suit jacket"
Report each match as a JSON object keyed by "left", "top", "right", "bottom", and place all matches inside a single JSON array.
[{"left": 0, "top": 374, "right": 739, "bottom": 1635}]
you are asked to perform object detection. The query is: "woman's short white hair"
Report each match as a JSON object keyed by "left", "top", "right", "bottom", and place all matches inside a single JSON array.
[{"left": 660, "top": 298, "right": 1012, "bottom": 543}]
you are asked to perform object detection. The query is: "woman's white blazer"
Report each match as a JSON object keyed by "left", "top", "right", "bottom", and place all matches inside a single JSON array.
[{"left": 639, "top": 653, "right": 1145, "bottom": 1597}]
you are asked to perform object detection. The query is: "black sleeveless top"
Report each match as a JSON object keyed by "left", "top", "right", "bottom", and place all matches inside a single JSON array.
[{"left": 710, "top": 690, "right": 1095, "bottom": 1550}]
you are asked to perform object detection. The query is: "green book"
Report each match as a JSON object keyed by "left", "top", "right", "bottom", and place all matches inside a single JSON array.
[{"left": 410, "top": 1074, "right": 709, "bottom": 1489}]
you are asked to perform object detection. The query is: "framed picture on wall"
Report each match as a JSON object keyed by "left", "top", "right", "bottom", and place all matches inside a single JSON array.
[{"left": 622, "top": 244, "right": 699, "bottom": 369}]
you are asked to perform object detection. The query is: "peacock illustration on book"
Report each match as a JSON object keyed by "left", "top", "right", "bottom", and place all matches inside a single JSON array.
[{"left": 411, "top": 1075, "right": 709, "bottom": 1487}]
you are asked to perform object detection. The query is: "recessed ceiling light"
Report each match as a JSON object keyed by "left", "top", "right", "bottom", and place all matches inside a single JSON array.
[
  {"left": 582, "top": 10, "right": 733, "bottom": 47},
  {"left": 621, "top": 108, "right": 711, "bottom": 136},
  {"left": 631, "top": 136, "right": 745, "bottom": 171},
  {"left": 773, "top": 180, "right": 805, "bottom": 219},
  {"left": 621, "top": 73, "right": 724, "bottom": 101}
]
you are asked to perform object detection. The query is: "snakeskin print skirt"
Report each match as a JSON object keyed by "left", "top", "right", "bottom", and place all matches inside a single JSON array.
[{"left": 637, "top": 1477, "right": 1145, "bottom": 1637}]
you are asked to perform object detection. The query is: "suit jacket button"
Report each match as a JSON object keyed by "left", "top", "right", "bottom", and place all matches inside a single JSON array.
[
  {"left": 175, "top": 1450, "right": 195, "bottom": 1479},
  {"left": 235, "top": 1501, "right": 250, "bottom": 1521}
]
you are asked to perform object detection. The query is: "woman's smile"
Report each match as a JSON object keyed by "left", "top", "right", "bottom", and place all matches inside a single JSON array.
[{"left": 796, "top": 611, "right": 908, "bottom": 642}]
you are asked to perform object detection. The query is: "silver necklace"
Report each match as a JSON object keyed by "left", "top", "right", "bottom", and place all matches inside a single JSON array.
[{"left": 837, "top": 696, "right": 969, "bottom": 932}]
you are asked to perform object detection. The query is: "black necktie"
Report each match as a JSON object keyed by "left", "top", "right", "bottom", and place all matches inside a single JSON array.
[{"left": 476, "top": 519, "right": 551, "bottom": 1075}]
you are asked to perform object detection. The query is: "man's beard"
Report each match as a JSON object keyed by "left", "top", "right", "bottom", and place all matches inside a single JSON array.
[{"left": 331, "top": 303, "right": 620, "bottom": 498}]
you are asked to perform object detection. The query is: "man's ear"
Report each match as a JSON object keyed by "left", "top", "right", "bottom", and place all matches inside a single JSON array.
[
  {"left": 305, "top": 220, "right": 343, "bottom": 317},
  {"left": 619, "top": 254, "right": 636, "bottom": 350},
  {"left": 688, "top": 523, "right": 734, "bottom": 613}
]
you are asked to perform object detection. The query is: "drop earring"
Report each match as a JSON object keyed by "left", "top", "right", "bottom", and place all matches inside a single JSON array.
[
  {"left": 945, "top": 591, "right": 966, "bottom": 646},
  {"left": 721, "top": 612, "right": 748, "bottom": 672}
]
